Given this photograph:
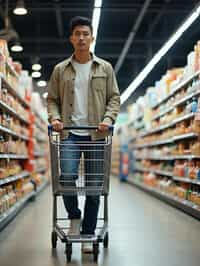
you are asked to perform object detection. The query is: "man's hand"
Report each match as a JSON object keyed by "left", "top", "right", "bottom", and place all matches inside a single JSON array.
[
  {"left": 98, "top": 122, "right": 110, "bottom": 132},
  {"left": 51, "top": 119, "right": 63, "bottom": 132}
]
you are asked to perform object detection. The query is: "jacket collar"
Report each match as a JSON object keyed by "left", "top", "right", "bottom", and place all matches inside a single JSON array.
[{"left": 63, "top": 53, "right": 102, "bottom": 68}]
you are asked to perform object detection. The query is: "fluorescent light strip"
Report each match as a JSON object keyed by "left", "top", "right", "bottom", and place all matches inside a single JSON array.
[
  {"left": 91, "top": 0, "right": 102, "bottom": 52},
  {"left": 121, "top": 5, "right": 200, "bottom": 105}
]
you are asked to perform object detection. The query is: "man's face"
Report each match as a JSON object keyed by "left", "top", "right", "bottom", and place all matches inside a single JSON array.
[{"left": 70, "top": 25, "right": 94, "bottom": 52}]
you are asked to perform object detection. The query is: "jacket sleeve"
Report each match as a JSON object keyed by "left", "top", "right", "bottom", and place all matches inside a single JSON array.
[
  {"left": 103, "top": 63, "right": 121, "bottom": 125},
  {"left": 47, "top": 66, "right": 61, "bottom": 123}
]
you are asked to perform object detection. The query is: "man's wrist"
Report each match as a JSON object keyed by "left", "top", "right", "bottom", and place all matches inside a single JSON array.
[{"left": 102, "top": 117, "right": 113, "bottom": 125}]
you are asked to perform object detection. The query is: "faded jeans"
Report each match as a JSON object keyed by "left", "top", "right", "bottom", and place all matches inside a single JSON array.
[{"left": 60, "top": 133, "right": 104, "bottom": 235}]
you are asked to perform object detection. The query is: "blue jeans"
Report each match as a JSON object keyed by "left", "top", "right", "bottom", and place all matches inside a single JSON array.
[{"left": 60, "top": 133, "right": 104, "bottom": 235}]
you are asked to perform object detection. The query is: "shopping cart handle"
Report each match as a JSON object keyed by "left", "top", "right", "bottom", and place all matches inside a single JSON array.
[
  {"left": 63, "top": 126, "right": 114, "bottom": 131},
  {"left": 48, "top": 125, "right": 114, "bottom": 135}
]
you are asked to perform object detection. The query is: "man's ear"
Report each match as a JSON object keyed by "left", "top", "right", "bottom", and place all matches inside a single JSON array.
[
  {"left": 69, "top": 35, "right": 73, "bottom": 44},
  {"left": 91, "top": 36, "right": 95, "bottom": 43}
]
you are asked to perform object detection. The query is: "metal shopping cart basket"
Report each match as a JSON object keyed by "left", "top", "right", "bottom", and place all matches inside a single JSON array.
[{"left": 48, "top": 125, "right": 113, "bottom": 262}]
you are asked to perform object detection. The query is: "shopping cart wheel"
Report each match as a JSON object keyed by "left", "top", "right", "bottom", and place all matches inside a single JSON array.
[
  {"left": 93, "top": 243, "right": 99, "bottom": 262},
  {"left": 66, "top": 243, "right": 72, "bottom": 263},
  {"left": 51, "top": 231, "right": 57, "bottom": 249},
  {"left": 103, "top": 232, "right": 109, "bottom": 248}
]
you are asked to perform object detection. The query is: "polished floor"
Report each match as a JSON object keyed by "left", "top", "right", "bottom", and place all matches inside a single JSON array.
[{"left": 0, "top": 177, "right": 200, "bottom": 266}]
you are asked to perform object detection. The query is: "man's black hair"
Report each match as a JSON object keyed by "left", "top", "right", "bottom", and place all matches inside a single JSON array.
[{"left": 69, "top": 16, "right": 93, "bottom": 35}]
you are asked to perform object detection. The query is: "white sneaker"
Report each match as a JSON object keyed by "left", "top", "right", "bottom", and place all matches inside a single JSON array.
[
  {"left": 68, "top": 219, "right": 81, "bottom": 235},
  {"left": 82, "top": 242, "right": 93, "bottom": 253}
]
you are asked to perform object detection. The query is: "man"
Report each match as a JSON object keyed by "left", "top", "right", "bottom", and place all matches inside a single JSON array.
[{"left": 47, "top": 16, "right": 120, "bottom": 252}]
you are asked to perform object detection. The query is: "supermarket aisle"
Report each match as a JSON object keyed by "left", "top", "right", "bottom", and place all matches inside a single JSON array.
[{"left": 0, "top": 177, "right": 200, "bottom": 266}]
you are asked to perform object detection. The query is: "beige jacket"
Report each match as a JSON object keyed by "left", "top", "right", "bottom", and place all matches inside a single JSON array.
[{"left": 47, "top": 54, "right": 120, "bottom": 140}]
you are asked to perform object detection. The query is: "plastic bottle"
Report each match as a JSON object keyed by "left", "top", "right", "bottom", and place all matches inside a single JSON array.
[{"left": 191, "top": 97, "right": 198, "bottom": 113}]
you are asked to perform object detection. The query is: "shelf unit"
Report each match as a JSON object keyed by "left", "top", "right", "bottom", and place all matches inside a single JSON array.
[
  {"left": 111, "top": 135, "right": 120, "bottom": 176},
  {"left": 127, "top": 66, "right": 200, "bottom": 219},
  {"left": 0, "top": 125, "right": 29, "bottom": 141},
  {"left": 0, "top": 99, "right": 29, "bottom": 125},
  {"left": 0, "top": 179, "right": 49, "bottom": 231},
  {"left": 134, "top": 132, "right": 198, "bottom": 149},
  {"left": 135, "top": 166, "right": 200, "bottom": 185},
  {"left": 0, "top": 73, "right": 30, "bottom": 109},
  {"left": 0, "top": 171, "right": 29, "bottom": 186},
  {"left": 0, "top": 60, "right": 49, "bottom": 232},
  {"left": 152, "top": 70, "right": 200, "bottom": 109}
]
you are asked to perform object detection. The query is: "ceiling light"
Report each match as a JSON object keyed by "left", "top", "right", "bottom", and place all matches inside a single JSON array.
[
  {"left": 121, "top": 4, "right": 200, "bottom": 105},
  {"left": 37, "top": 80, "right": 47, "bottom": 87},
  {"left": 11, "top": 41, "right": 23, "bottom": 52},
  {"left": 32, "top": 63, "right": 42, "bottom": 71},
  {"left": 91, "top": 0, "right": 102, "bottom": 53},
  {"left": 94, "top": 0, "right": 102, "bottom": 8},
  {"left": 32, "top": 71, "right": 41, "bottom": 78},
  {"left": 43, "top": 92, "right": 48, "bottom": 99},
  {"left": 14, "top": 0, "right": 28, "bottom": 15}
]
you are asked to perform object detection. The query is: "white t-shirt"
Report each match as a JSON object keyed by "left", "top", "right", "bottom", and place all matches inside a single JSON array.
[{"left": 71, "top": 60, "right": 92, "bottom": 136}]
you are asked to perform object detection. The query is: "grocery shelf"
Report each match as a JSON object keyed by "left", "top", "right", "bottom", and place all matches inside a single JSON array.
[
  {"left": 173, "top": 176, "right": 200, "bottom": 185},
  {"left": 0, "top": 51, "right": 19, "bottom": 79},
  {"left": 173, "top": 155, "right": 200, "bottom": 159},
  {"left": 172, "top": 113, "right": 195, "bottom": 125},
  {"left": 138, "top": 113, "right": 196, "bottom": 138},
  {"left": 127, "top": 178, "right": 200, "bottom": 220},
  {"left": 173, "top": 89, "right": 200, "bottom": 107},
  {"left": 0, "top": 191, "right": 35, "bottom": 231},
  {"left": 134, "top": 132, "right": 198, "bottom": 149},
  {"left": 0, "top": 125, "right": 29, "bottom": 141},
  {"left": 152, "top": 70, "right": 200, "bottom": 109},
  {"left": 134, "top": 138, "right": 173, "bottom": 148},
  {"left": 0, "top": 100, "right": 30, "bottom": 125},
  {"left": 152, "top": 106, "right": 174, "bottom": 121},
  {"left": 135, "top": 155, "right": 173, "bottom": 161},
  {"left": 140, "top": 123, "right": 173, "bottom": 137},
  {"left": 0, "top": 73, "right": 30, "bottom": 109},
  {"left": 0, "top": 154, "right": 28, "bottom": 159},
  {"left": 135, "top": 155, "right": 200, "bottom": 161},
  {"left": 173, "top": 132, "right": 198, "bottom": 141},
  {"left": 172, "top": 70, "right": 200, "bottom": 95},
  {"left": 135, "top": 167, "right": 173, "bottom": 177},
  {"left": 135, "top": 167, "right": 200, "bottom": 186},
  {"left": 135, "top": 122, "right": 145, "bottom": 130},
  {"left": 0, "top": 171, "right": 29, "bottom": 186},
  {"left": 6, "top": 61, "right": 19, "bottom": 79},
  {"left": 0, "top": 179, "right": 49, "bottom": 231}
]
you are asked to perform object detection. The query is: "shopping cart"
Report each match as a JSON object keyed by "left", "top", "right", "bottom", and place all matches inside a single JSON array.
[{"left": 48, "top": 125, "right": 113, "bottom": 262}]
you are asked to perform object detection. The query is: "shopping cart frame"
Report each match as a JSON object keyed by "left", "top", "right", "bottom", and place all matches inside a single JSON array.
[{"left": 48, "top": 125, "right": 113, "bottom": 263}]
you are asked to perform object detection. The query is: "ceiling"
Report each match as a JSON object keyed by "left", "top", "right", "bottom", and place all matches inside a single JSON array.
[{"left": 0, "top": 0, "right": 200, "bottom": 107}]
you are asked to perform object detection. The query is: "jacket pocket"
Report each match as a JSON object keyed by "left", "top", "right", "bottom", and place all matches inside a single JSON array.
[{"left": 92, "top": 73, "right": 107, "bottom": 90}]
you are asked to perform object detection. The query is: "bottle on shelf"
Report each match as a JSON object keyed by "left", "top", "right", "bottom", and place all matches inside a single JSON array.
[{"left": 191, "top": 97, "right": 198, "bottom": 113}]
